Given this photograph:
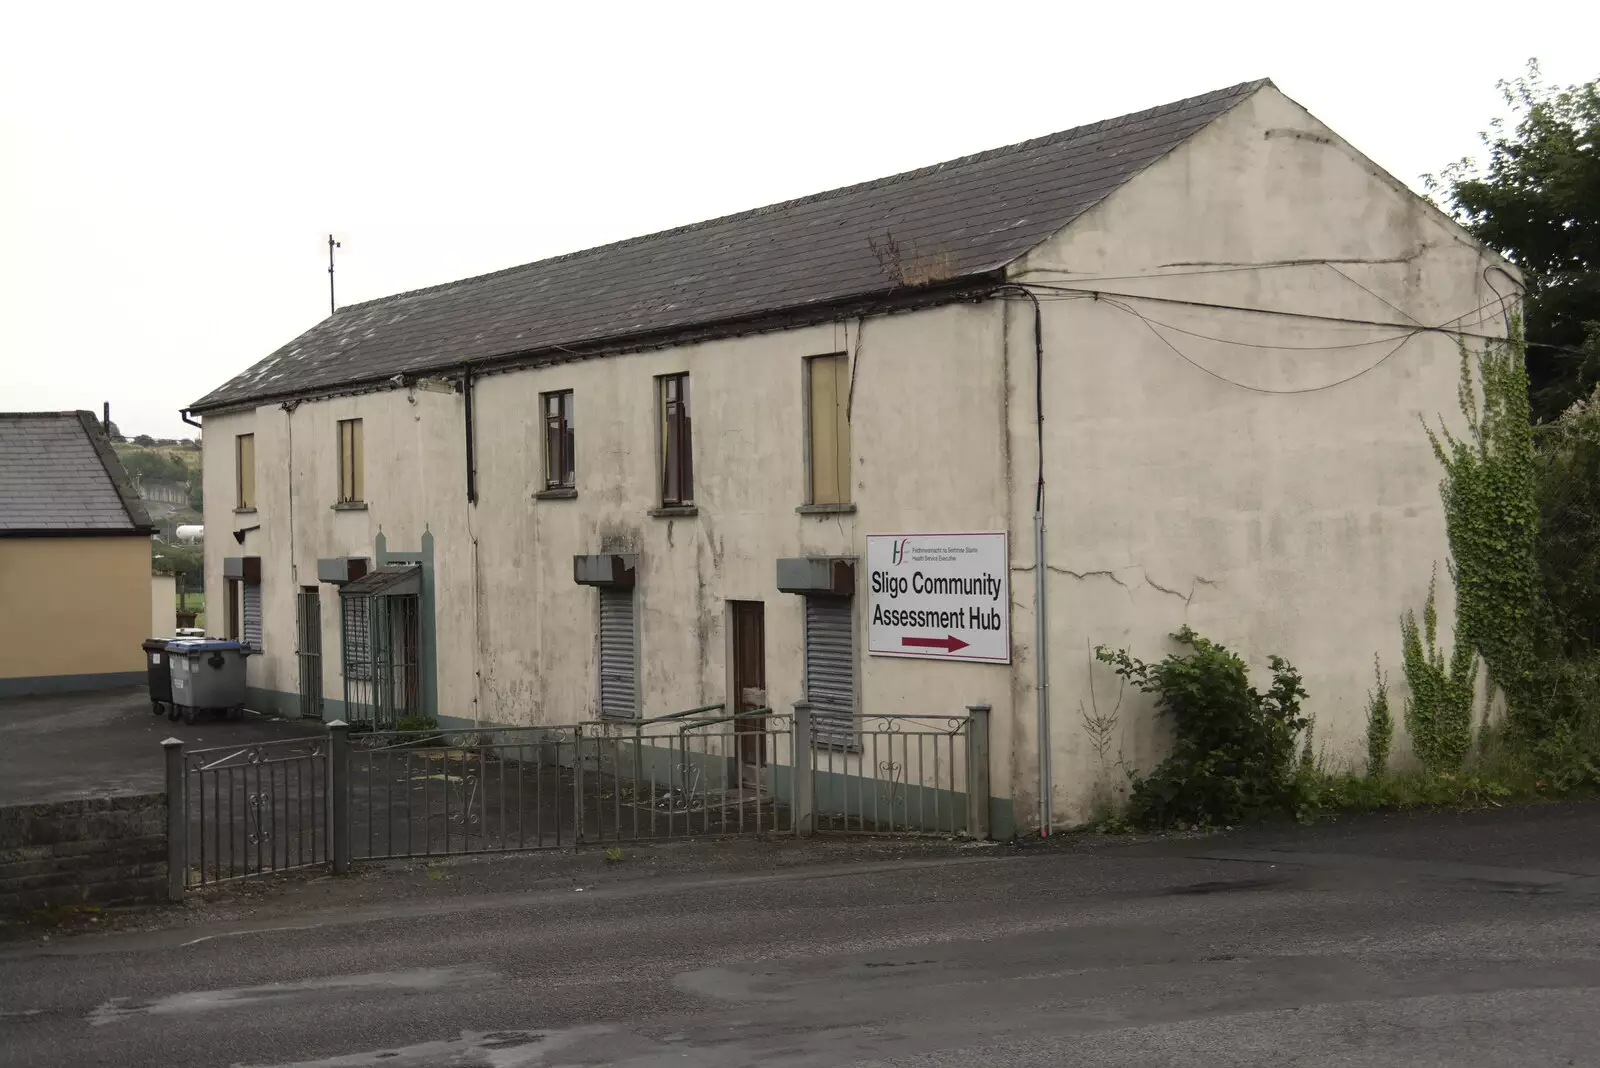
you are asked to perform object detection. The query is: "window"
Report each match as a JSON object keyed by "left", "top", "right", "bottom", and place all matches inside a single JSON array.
[
  {"left": 806, "top": 355, "right": 851, "bottom": 505},
  {"left": 597, "top": 588, "right": 638, "bottom": 718},
  {"left": 338, "top": 419, "right": 364, "bottom": 503},
  {"left": 657, "top": 373, "right": 693, "bottom": 506},
  {"left": 235, "top": 434, "right": 256, "bottom": 510},
  {"left": 542, "top": 390, "right": 575, "bottom": 489},
  {"left": 804, "top": 595, "right": 856, "bottom": 747}
]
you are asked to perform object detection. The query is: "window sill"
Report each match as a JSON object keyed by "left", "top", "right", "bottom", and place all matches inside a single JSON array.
[
  {"left": 648, "top": 505, "right": 698, "bottom": 518},
  {"left": 796, "top": 503, "right": 856, "bottom": 516},
  {"left": 232, "top": 507, "right": 257, "bottom": 515},
  {"left": 534, "top": 487, "right": 578, "bottom": 501},
  {"left": 332, "top": 501, "right": 368, "bottom": 512}
]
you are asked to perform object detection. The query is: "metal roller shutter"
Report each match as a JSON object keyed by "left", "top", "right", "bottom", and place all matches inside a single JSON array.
[
  {"left": 805, "top": 595, "right": 855, "bottom": 747},
  {"left": 242, "top": 581, "right": 263, "bottom": 651},
  {"left": 598, "top": 588, "right": 638, "bottom": 718}
]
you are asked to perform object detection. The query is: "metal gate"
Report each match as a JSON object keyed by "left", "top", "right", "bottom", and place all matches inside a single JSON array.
[
  {"left": 176, "top": 736, "right": 328, "bottom": 887},
  {"left": 296, "top": 586, "right": 323, "bottom": 720},
  {"left": 808, "top": 715, "right": 974, "bottom": 836},
  {"left": 340, "top": 566, "right": 422, "bottom": 729}
]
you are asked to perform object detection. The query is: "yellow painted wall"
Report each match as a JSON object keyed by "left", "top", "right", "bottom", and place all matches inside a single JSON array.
[{"left": 0, "top": 537, "right": 151, "bottom": 680}]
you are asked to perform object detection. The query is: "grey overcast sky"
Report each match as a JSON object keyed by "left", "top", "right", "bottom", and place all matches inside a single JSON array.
[{"left": 2, "top": 2, "right": 1596, "bottom": 439}]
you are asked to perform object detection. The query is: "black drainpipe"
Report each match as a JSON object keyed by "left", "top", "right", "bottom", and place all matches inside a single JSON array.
[{"left": 462, "top": 365, "right": 477, "bottom": 505}]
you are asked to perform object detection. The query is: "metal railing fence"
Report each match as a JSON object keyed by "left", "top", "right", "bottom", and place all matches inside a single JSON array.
[{"left": 162, "top": 701, "right": 990, "bottom": 897}]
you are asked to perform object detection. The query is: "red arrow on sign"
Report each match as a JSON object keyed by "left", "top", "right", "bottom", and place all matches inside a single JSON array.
[{"left": 901, "top": 634, "right": 970, "bottom": 654}]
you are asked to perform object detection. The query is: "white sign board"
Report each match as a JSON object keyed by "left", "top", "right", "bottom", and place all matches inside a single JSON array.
[{"left": 866, "top": 532, "right": 1010, "bottom": 663}]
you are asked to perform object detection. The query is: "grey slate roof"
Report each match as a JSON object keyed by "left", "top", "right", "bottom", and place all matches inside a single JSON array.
[
  {"left": 192, "top": 79, "right": 1269, "bottom": 412},
  {"left": 0, "top": 412, "right": 154, "bottom": 535}
]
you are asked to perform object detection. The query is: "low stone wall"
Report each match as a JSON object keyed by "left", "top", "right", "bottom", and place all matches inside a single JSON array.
[{"left": 0, "top": 794, "right": 167, "bottom": 913}]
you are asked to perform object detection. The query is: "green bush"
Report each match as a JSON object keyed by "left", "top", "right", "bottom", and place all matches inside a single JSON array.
[
  {"left": 1096, "top": 627, "right": 1308, "bottom": 829},
  {"left": 394, "top": 716, "right": 439, "bottom": 733}
]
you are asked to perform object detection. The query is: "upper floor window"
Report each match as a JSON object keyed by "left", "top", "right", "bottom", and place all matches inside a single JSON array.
[
  {"left": 806, "top": 354, "right": 851, "bottom": 505},
  {"left": 543, "top": 390, "right": 575, "bottom": 489},
  {"left": 235, "top": 433, "right": 256, "bottom": 510},
  {"left": 338, "top": 419, "right": 364, "bottom": 503},
  {"left": 657, "top": 373, "right": 693, "bottom": 506}
]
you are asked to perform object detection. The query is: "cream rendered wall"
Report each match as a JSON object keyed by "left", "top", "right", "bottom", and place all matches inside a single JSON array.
[
  {"left": 204, "top": 392, "right": 472, "bottom": 714},
  {"left": 151, "top": 573, "right": 177, "bottom": 637},
  {"left": 1002, "top": 85, "right": 1508, "bottom": 826},
  {"left": 202, "top": 304, "right": 1016, "bottom": 802}
]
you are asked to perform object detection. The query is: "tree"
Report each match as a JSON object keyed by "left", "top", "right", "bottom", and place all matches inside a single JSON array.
[
  {"left": 133, "top": 433, "right": 155, "bottom": 446},
  {"left": 119, "top": 448, "right": 190, "bottom": 484},
  {"left": 1433, "top": 61, "right": 1600, "bottom": 423},
  {"left": 152, "top": 539, "right": 203, "bottom": 590},
  {"left": 106, "top": 420, "right": 125, "bottom": 443},
  {"left": 1536, "top": 384, "right": 1600, "bottom": 657}
]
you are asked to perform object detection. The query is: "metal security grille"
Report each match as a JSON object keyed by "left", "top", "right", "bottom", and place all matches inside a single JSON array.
[
  {"left": 598, "top": 588, "right": 637, "bottom": 718},
  {"left": 296, "top": 587, "right": 323, "bottom": 720},
  {"left": 341, "top": 596, "right": 371, "bottom": 681},
  {"left": 805, "top": 595, "right": 855, "bottom": 747},
  {"left": 242, "top": 581, "right": 263, "bottom": 651},
  {"left": 339, "top": 566, "right": 422, "bottom": 729}
]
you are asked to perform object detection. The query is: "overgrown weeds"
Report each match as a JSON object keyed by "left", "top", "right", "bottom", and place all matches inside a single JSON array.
[
  {"left": 1399, "top": 569, "right": 1476, "bottom": 775},
  {"left": 1365, "top": 656, "right": 1393, "bottom": 778}
]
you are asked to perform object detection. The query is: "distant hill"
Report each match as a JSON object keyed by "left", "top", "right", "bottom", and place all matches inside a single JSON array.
[{"left": 115, "top": 441, "right": 203, "bottom": 528}]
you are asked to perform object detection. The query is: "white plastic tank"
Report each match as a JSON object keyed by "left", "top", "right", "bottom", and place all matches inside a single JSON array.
[{"left": 175, "top": 524, "right": 204, "bottom": 543}]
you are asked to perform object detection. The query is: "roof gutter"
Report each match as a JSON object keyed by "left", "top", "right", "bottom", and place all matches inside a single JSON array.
[{"left": 0, "top": 528, "right": 156, "bottom": 539}]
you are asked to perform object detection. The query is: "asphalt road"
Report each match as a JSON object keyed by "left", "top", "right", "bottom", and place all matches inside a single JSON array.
[{"left": 4, "top": 806, "right": 1600, "bottom": 1067}]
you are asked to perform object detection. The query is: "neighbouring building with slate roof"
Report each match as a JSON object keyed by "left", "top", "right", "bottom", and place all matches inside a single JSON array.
[
  {"left": 190, "top": 81, "right": 1515, "bottom": 833},
  {"left": 0, "top": 411, "right": 156, "bottom": 696}
]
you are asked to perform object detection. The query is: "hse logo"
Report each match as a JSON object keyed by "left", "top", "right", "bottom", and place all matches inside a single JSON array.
[{"left": 891, "top": 538, "right": 911, "bottom": 566}]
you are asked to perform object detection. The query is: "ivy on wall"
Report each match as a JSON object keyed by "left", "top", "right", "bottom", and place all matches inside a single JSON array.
[
  {"left": 1400, "top": 568, "right": 1476, "bottom": 773},
  {"left": 1423, "top": 318, "right": 1542, "bottom": 737}
]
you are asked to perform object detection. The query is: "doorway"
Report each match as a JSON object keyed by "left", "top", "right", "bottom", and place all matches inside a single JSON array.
[
  {"left": 296, "top": 586, "right": 324, "bottom": 720},
  {"left": 729, "top": 601, "right": 767, "bottom": 781}
]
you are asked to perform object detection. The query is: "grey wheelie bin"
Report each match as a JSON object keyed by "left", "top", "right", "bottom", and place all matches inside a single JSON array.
[{"left": 167, "top": 639, "right": 250, "bottom": 724}]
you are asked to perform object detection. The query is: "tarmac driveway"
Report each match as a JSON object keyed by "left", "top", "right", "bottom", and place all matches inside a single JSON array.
[{"left": 0, "top": 686, "right": 323, "bottom": 806}]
